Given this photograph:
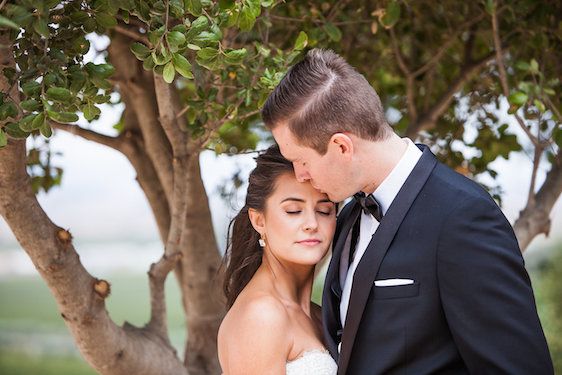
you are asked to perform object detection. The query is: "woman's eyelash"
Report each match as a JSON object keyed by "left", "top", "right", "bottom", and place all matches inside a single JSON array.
[{"left": 286, "top": 210, "right": 332, "bottom": 215}]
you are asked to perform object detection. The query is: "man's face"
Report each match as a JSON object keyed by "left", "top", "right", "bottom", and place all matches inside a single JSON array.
[{"left": 272, "top": 124, "right": 352, "bottom": 202}]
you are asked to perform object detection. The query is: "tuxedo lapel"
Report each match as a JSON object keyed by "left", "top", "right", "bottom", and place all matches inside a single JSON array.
[
  {"left": 337, "top": 146, "right": 437, "bottom": 375},
  {"left": 322, "top": 202, "right": 362, "bottom": 358}
]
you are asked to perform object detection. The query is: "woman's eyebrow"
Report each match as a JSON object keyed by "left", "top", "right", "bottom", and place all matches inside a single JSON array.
[{"left": 281, "top": 197, "right": 305, "bottom": 203}]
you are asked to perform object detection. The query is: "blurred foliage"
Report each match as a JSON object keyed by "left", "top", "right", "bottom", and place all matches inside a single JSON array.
[{"left": 0, "top": 0, "right": 560, "bottom": 201}]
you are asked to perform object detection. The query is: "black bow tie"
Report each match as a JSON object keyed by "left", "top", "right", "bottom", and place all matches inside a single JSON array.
[{"left": 353, "top": 192, "right": 383, "bottom": 222}]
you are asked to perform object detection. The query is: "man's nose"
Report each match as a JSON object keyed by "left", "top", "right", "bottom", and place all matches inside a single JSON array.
[{"left": 294, "top": 164, "right": 310, "bottom": 182}]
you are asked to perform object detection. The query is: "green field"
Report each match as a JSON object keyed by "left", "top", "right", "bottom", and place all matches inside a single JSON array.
[
  {"left": 0, "top": 273, "right": 187, "bottom": 373},
  {"left": 0, "top": 246, "right": 560, "bottom": 374}
]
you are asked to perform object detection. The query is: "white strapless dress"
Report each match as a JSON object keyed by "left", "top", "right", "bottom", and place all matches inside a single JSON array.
[{"left": 286, "top": 349, "right": 337, "bottom": 375}]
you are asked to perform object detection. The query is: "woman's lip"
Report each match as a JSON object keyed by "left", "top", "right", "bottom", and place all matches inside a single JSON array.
[{"left": 297, "top": 240, "right": 321, "bottom": 245}]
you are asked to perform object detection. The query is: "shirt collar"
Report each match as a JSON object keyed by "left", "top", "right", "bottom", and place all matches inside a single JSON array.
[{"left": 370, "top": 138, "right": 422, "bottom": 216}]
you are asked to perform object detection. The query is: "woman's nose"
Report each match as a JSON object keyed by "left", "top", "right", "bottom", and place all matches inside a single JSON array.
[{"left": 302, "top": 211, "right": 319, "bottom": 231}]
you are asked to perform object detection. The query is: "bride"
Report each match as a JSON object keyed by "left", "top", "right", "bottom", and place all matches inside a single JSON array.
[{"left": 218, "top": 145, "right": 338, "bottom": 374}]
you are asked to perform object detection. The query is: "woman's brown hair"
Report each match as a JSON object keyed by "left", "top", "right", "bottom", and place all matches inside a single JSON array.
[{"left": 222, "top": 144, "right": 293, "bottom": 308}]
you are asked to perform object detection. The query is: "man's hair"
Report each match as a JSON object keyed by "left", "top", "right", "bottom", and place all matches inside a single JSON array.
[{"left": 261, "top": 48, "right": 392, "bottom": 154}]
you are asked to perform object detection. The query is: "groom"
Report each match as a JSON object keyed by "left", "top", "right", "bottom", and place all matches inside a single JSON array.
[{"left": 262, "top": 49, "right": 553, "bottom": 374}]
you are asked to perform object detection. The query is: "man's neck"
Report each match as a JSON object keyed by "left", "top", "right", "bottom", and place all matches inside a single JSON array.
[{"left": 359, "top": 134, "right": 408, "bottom": 194}]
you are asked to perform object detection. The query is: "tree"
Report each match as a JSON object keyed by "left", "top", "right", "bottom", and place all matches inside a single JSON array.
[{"left": 0, "top": 0, "right": 560, "bottom": 374}]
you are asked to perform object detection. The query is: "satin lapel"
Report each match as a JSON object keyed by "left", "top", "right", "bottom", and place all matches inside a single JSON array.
[
  {"left": 322, "top": 202, "right": 362, "bottom": 358},
  {"left": 337, "top": 146, "right": 437, "bottom": 375}
]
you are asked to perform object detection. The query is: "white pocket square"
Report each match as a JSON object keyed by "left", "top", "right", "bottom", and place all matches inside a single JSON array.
[{"left": 374, "top": 278, "right": 414, "bottom": 287}]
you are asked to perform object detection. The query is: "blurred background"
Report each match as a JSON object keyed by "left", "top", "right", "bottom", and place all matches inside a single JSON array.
[
  {"left": 1, "top": 103, "right": 561, "bottom": 374},
  {"left": 1, "top": 2, "right": 561, "bottom": 373}
]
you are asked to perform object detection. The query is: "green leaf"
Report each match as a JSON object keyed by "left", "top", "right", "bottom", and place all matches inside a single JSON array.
[
  {"left": 151, "top": 50, "right": 172, "bottom": 65},
  {"left": 31, "top": 112, "right": 46, "bottom": 130},
  {"left": 70, "top": 71, "right": 87, "bottom": 93},
  {"left": 515, "top": 61, "right": 530, "bottom": 71},
  {"left": 46, "top": 87, "right": 72, "bottom": 102},
  {"left": 224, "top": 48, "right": 247, "bottom": 64},
  {"left": 4, "top": 122, "right": 29, "bottom": 139},
  {"left": 197, "top": 47, "right": 219, "bottom": 61},
  {"left": 507, "top": 91, "right": 528, "bottom": 106},
  {"left": 143, "top": 57, "right": 156, "bottom": 70},
  {"left": 0, "top": 102, "right": 18, "bottom": 120},
  {"left": 219, "top": 0, "right": 235, "bottom": 9},
  {"left": 239, "top": 4, "right": 256, "bottom": 31},
  {"left": 381, "top": 1, "right": 400, "bottom": 29},
  {"left": 246, "top": 0, "right": 261, "bottom": 17},
  {"left": 22, "top": 81, "right": 41, "bottom": 96},
  {"left": 0, "top": 15, "right": 20, "bottom": 30},
  {"left": 529, "top": 59, "right": 539, "bottom": 74},
  {"left": 96, "top": 12, "right": 117, "bottom": 28},
  {"left": 485, "top": 0, "right": 495, "bottom": 15},
  {"left": 324, "top": 23, "right": 342, "bottom": 42},
  {"left": 187, "top": 43, "right": 201, "bottom": 50},
  {"left": 20, "top": 99, "right": 41, "bottom": 112},
  {"left": 131, "top": 42, "right": 151, "bottom": 60},
  {"left": 193, "top": 31, "right": 221, "bottom": 44},
  {"left": 40, "top": 122, "right": 52, "bottom": 138},
  {"left": 0, "top": 129, "right": 7, "bottom": 148},
  {"left": 163, "top": 62, "right": 175, "bottom": 83},
  {"left": 33, "top": 18, "right": 49, "bottom": 38},
  {"left": 294, "top": 31, "right": 308, "bottom": 50},
  {"left": 83, "top": 102, "right": 101, "bottom": 121},
  {"left": 167, "top": 31, "right": 187, "bottom": 51},
  {"left": 185, "top": 0, "right": 203, "bottom": 16},
  {"left": 19, "top": 114, "right": 37, "bottom": 132},
  {"left": 172, "top": 53, "right": 194, "bottom": 78},
  {"left": 47, "top": 110, "right": 79, "bottom": 124},
  {"left": 85, "top": 62, "right": 115, "bottom": 79},
  {"left": 533, "top": 99, "right": 546, "bottom": 113}
]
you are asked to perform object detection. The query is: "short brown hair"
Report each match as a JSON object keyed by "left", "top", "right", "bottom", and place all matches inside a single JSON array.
[{"left": 261, "top": 49, "right": 392, "bottom": 154}]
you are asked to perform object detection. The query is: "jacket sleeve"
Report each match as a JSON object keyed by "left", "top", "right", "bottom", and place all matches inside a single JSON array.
[{"left": 437, "top": 195, "right": 553, "bottom": 374}]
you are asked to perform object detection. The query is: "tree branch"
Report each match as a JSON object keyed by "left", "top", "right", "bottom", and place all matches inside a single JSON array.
[
  {"left": 412, "top": 11, "right": 488, "bottom": 78},
  {"left": 491, "top": 4, "right": 540, "bottom": 147},
  {"left": 51, "top": 122, "right": 124, "bottom": 151},
  {"left": 114, "top": 25, "right": 150, "bottom": 46},
  {"left": 146, "top": 251, "right": 181, "bottom": 340},
  {"left": 389, "top": 28, "right": 417, "bottom": 123},
  {"left": 407, "top": 52, "right": 496, "bottom": 137},
  {"left": 513, "top": 151, "right": 562, "bottom": 251}
]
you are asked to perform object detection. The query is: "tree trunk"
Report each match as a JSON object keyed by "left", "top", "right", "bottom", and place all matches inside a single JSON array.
[{"left": 1, "top": 31, "right": 186, "bottom": 375}]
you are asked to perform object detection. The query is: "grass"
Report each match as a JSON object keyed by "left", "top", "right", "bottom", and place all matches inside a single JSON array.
[
  {"left": 0, "top": 350, "right": 96, "bottom": 375},
  {"left": 0, "top": 273, "right": 187, "bottom": 374}
]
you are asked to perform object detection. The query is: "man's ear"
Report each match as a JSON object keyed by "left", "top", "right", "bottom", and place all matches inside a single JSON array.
[
  {"left": 329, "top": 133, "right": 354, "bottom": 160},
  {"left": 248, "top": 208, "right": 265, "bottom": 235}
]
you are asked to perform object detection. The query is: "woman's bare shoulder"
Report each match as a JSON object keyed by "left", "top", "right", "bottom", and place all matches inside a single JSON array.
[
  {"left": 221, "top": 293, "right": 291, "bottom": 337},
  {"left": 218, "top": 293, "right": 292, "bottom": 374}
]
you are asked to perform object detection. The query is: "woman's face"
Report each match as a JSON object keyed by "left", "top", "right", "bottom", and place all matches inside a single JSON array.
[{"left": 260, "top": 172, "right": 337, "bottom": 266}]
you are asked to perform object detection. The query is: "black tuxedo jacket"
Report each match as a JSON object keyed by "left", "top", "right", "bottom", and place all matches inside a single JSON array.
[{"left": 322, "top": 145, "right": 553, "bottom": 374}]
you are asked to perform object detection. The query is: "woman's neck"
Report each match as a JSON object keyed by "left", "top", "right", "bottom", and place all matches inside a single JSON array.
[{"left": 259, "top": 255, "right": 315, "bottom": 312}]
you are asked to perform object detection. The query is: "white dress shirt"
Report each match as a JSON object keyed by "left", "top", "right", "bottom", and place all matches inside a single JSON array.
[{"left": 338, "top": 138, "right": 423, "bottom": 333}]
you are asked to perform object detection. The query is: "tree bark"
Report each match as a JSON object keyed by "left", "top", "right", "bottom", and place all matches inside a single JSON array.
[{"left": 514, "top": 153, "right": 562, "bottom": 251}]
